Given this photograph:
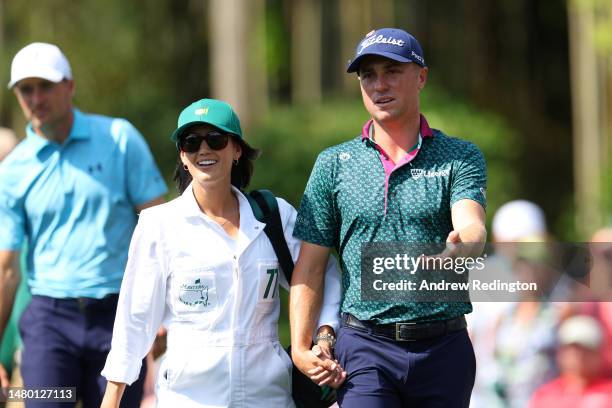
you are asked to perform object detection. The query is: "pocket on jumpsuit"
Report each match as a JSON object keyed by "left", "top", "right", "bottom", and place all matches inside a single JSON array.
[
  {"left": 244, "top": 341, "right": 293, "bottom": 406},
  {"left": 157, "top": 269, "right": 230, "bottom": 405},
  {"left": 157, "top": 349, "right": 230, "bottom": 406}
]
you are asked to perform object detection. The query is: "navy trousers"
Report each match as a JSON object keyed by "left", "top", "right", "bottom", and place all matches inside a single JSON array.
[
  {"left": 18, "top": 295, "right": 146, "bottom": 408},
  {"left": 335, "top": 324, "right": 476, "bottom": 407}
]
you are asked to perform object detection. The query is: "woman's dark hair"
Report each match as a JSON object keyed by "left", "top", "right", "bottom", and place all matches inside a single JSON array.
[{"left": 173, "top": 134, "right": 260, "bottom": 194}]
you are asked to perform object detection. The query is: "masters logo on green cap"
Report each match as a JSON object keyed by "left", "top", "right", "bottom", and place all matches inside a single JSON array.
[{"left": 171, "top": 98, "right": 243, "bottom": 141}]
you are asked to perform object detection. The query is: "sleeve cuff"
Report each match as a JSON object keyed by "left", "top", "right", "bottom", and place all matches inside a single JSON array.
[{"left": 101, "top": 352, "right": 143, "bottom": 386}]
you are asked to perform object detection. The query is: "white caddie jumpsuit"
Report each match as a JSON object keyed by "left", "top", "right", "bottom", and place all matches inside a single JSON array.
[{"left": 101, "top": 184, "right": 341, "bottom": 407}]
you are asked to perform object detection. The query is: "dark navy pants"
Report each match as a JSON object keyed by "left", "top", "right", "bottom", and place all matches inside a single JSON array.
[
  {"left": 335, "top": 324, "right": 476, "bottom": 407},
  {"left": 18, "top": 295, "right": 146, "bottom": 408}
]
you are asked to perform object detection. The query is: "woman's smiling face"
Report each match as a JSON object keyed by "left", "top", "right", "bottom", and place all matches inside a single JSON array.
[{"left": 179, "top": 123, "right": 241, "bottom": 190}]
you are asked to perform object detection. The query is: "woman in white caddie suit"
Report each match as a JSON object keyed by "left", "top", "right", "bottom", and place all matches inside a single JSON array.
[{"left": 100, "top": 99, "right": 342, "bottom": 407}]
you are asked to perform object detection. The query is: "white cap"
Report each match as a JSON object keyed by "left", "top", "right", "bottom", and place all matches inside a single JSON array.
[
  {"left": 558, "top": 315, "right": 603, "bottom": 350},
  {"left": 492, "top": 200, "right": 547, "bottom": 242},
  {"left": 8, "top": 42, "right": 72, "bottom": 89}
]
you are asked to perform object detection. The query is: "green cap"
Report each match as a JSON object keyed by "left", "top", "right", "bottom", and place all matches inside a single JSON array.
[{"left": 171, "top": 98, "right": 243, "bottom": 141}]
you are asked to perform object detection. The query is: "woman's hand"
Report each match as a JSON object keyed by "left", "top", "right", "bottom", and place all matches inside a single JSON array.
[{"left": 100, "top": 381, "right": 125, "bottom": 408}]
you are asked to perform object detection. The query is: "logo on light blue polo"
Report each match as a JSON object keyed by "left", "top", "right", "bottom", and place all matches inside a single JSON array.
[{"left": 179, "top": 278, "right": 210, "bottom": 306}]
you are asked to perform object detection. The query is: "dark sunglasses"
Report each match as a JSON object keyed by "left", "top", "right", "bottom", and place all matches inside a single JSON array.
[{"left": 179, "top": 131, "right": 230, "bottom": 153}]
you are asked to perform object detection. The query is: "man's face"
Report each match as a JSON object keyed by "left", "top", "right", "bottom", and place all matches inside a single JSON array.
[
  {"left": 558, "top": 344, "right": 602, "bottom": 380},
  {"left": 13, "top": 77, "right": 74, "bottom": 134},
  {"left": 358, "top": 56, "right": 427, "bottom": 124}
]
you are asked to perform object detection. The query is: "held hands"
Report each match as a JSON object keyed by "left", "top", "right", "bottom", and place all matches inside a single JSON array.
[
  {"left": 308, "top": 340, "right": 346, "bottom": 389},
  {"left": 291, "top": 338, "right": 346, "bottom": 389}
]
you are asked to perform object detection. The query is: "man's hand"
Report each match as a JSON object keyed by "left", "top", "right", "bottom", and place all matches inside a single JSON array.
[
  {"left": 440, "top": 230, "right": 462, "bottom": 258},
  {"left": 424, "top": 230, "right": 464, "bottom": 261},
  {"left": 292, "top": 345, "right": 346, "bottom": 388}
]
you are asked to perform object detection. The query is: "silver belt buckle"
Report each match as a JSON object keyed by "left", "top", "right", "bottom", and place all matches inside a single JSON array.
[{"left": 395, "top": 322, "right": 417, "bottom": 341}]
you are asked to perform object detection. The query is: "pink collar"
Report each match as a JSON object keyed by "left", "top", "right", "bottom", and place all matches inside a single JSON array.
[{"left": 361, "top": 113, "right": 434, "bottom": 141}]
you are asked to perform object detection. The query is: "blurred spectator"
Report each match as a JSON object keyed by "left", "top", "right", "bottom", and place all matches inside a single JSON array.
[
  {"left": 0, "top": 42, "right": 167, "bottom": 407},
  {"left": 564, "top": 228, "right": 612, "bottom": 377},
  {"left": 0, "top": 128, "right": 28, "bottom": 408},
  {"left": 529, "top": 316, "right": 612, "bottom": 407},
  {"left": 492, "top": 292, "right": 559, "bottom": 407},
  {"left": 492, "top": 200, "right": 547, "bottom": 242},
  {"left": 589, "top": 228, "right": 612, "bottom": 299},
  {"left": 470, "top": 200, "right": 558, "bottom": 408}
]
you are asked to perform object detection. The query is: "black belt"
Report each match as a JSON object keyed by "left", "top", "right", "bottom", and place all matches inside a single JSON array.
[
  {"left": 342, "top": 313, "right": 467, "bottom": 341},
  {"left": 33, "top": 294, "right": 119, "bottom": 312}
]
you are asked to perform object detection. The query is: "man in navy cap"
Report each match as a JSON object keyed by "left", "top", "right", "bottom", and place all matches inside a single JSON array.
[{"left": 290, "top": 28, "right": 487, "bottom": 407}]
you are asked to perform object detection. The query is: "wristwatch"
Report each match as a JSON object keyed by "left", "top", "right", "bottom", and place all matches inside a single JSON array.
[{"left": 315, "top": 332, "right": 336, "bottom": 348}]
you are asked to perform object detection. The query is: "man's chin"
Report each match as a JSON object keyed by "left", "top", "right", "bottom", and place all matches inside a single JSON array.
[{"left": 372, "top": 111, "right": 397, "bottom": 123}]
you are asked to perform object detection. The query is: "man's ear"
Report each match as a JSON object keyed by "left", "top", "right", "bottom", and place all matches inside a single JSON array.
[
  {"left": 66, "top": 79, "right": 76, "bottom": 97},
  {"left": 418, "top": 66, "right": 428, "bottom": 91}
]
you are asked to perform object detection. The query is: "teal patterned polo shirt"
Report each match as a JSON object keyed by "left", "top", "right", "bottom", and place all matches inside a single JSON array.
[{"left": 294, "top": 115, "right": 487, "bottom": 323}]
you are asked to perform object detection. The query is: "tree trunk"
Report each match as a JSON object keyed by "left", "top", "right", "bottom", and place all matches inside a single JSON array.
[
  {"left": 247, "top": 0, "right": 269, "bottom": 120},
  {"left": 339, "top": 0, "right": 365, "bottom": 93},
  {"left": 568, "top": 0, "right": 602, "bottom": 236},
  {"left": 209, "top": 0, "right": 251, "bottom": 125},
  {"left": 291, "top": 0, "right": 321, "bottom": 105}
]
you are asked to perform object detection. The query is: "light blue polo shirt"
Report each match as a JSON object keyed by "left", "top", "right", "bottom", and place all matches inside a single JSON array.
[{"left": 0, "top": 109, "right": 167, "bottom": 299}]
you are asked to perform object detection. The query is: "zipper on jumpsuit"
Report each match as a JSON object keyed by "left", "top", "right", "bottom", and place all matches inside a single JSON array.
[{"left": 229, "top": 252, "right": 245, "bottom": 407}]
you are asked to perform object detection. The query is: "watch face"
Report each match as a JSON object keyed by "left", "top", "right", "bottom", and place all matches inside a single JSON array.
[
  {"left": 316, "top": 333, "right": 336, "bottom": 348},
  {"left": 311, "top": 344, "right": 322, "bottom": 356}
]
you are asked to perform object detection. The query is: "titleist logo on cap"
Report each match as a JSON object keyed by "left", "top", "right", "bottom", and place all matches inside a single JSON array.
[{"left": 358, "top": 34, "right": 406, "bottom": 54}]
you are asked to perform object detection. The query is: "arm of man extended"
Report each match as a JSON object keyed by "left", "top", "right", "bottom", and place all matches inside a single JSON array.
[
  {"left": 445, "top": 141, "right": 487, "bottom": 255},
  {"left": 290, "top": 242, "right": 346, "bottom": 387},
  {"left": 0, "top": 250, "right": 20, "bottom": 387},
  {"left": 446, "top": 199, "right": 487, "bottom": 256}
]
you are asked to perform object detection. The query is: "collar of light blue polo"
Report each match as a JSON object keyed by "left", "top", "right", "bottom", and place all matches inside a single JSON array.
[{"left": 25, "top": 108, "right": 90, "bottom": 152}]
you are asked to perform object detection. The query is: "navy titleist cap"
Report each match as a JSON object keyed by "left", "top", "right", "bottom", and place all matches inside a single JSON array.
[{"left": 347, "top": 28, "right": 426, "bottom": 73}]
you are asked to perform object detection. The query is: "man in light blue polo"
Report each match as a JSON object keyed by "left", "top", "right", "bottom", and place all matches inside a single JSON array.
[
  {"left": 0, "top": 42, "right": 167, "bottom": 407},
  {"left": 290, "top": 28, "right": 487, "bottom": 407}
]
